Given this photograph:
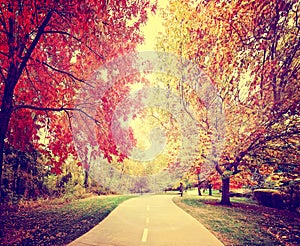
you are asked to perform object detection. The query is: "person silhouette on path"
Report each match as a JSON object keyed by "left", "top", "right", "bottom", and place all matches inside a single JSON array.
[{"left": 179, "top": 182, "right": 184, "bottom": 197}]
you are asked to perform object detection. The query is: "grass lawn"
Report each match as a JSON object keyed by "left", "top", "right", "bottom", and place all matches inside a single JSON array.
[
  {"left": 174, "top": 190, "right": 300, "bottom": 246},
  {"left": 0, "top": 195, "right": 134, "bottom": 245}
]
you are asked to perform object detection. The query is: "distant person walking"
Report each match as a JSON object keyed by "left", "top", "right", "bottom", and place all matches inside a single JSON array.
[{"left": 179, "top": 182, "right": 184, "bottom": 197}]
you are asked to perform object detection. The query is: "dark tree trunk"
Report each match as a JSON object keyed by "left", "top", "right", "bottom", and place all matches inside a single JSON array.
[
  {"left": 220, "top": 177, "right": 231, "bottom": 205},
  {"left": 198, "top": 184, "right": 202, "bottom": 196},
  {"left": 208, "top": 184, "right": 213, "bottom": 196},
  {"left": 0, "top": 137, "right": 5, "bottom": 202},
  {"left": 84, "top": 169, "right": 89, "bottom": 188},
  {"left": 0, "top": 10, "right": 53, "bottom": 202},
  {"left": 197, "top": 174, "right": 202, "bottom": 196},
  {"left": 0, "top": 87, "right": 14, "bottom": 202}
]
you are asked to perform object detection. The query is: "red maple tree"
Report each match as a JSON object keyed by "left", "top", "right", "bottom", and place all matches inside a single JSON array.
[{"left": 0, "top": 0, "right": 156, "bottom": 200}]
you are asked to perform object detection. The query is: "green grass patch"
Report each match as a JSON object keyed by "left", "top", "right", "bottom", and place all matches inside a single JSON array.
[
  {"left": 0, "top": 195, "right": 135, "bottom": 245},
  {"left": 174, "top": 194, "right": 300, "bottom": 245}
]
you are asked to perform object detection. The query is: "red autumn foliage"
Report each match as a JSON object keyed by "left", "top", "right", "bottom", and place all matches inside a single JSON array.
[{"left": 0, "top": 0, "right": 156, "bottom": 198}]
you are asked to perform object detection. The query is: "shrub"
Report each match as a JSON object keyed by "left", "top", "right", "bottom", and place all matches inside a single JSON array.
[{"left": 254, "top": 189, "right": 285, "bottom": 209}]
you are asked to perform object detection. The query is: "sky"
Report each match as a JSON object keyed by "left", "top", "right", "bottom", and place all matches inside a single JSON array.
[{"left": 137, "top": 0, "right": 168, "bottom": 52}]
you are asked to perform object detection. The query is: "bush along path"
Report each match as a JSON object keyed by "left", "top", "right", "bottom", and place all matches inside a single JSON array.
[{"left": 0, "top": 195, "right": 134, "bottom": 245}]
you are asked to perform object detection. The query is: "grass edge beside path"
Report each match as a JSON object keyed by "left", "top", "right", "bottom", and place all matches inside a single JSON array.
[
  {"left": 173, "top": 195, "right": 300, "bottom": 246},
  {"left": 0, "top": 195, "right": 135, "bottom": 246}
]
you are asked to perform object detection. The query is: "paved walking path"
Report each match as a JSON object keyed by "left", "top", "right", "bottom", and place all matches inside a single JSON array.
[{"left": 68, "top": 195, "right": 224, "bottom": 246}]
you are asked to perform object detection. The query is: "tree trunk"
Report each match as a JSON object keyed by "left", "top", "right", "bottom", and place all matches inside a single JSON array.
[
  {"left": 0, "top": 10, "right": 53, "bottom": 202},
  {"left": 84, "top": 169, "right": 89, "bottom": 188},
  {"left": 198, "top": 184, "right": 202, "bottom": 196},
  {"left": 0, "top": 137, "right": 5, "bottom": 202},
  {"left": 197, "top": 173, "right": 202, "bottom": 196},
  {"left": 220, "top": 177, "right": 231, "bottom": 206},
  {"left": 208, "top": 184, "right": 213, "bottom": 196},
  {"left": 0, "top": 93, "right": 14, "bottom": 202}
]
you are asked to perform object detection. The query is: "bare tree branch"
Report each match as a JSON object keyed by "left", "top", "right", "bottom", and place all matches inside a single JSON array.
[
  {"left": 0, "top": 67, "right": 6, "bottom": 83},
  {"left": 43, "top": 30, "right": 105, "bottom": 60},
  {"left": 41, "top": 61, "right": 94, "bottom": 88},
  {"left": 42, "top": 61, "right": 82, "bottom": 82},
  {"left": 0, "top": 50, "right": 8, "bottom": 57},
  {"left": 16, "top": 10, "right": 53, "bottom": 85},
  {"left": 13, "top": 104, "right": 101, "bottom": 124},
  {"left": 25, "top": 66, "right": 39, "bottom": 96}
]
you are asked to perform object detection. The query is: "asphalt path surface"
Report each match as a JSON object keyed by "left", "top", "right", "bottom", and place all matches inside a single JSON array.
[{"left": 68, "top": 194, "right": 224, "bottom": 246}]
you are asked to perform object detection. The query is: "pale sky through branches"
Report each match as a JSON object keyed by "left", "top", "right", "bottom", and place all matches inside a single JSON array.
[{"left": 137, "top": 0, "right": 168, "bottom": 52}]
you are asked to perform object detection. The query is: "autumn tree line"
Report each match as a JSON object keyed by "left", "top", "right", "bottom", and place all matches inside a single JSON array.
[
  {"left": 0, "top": 0, "right": 299, "bottom": 210},
  {"left": 157, "top": 0, "right": 299, "bottom": 209}
]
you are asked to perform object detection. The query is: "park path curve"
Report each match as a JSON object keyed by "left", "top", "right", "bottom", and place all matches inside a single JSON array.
[{"left": 67, "top": 194, "right": 224, "bottom": 246}]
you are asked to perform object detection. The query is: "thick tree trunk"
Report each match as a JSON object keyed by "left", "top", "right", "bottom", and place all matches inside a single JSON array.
[
  {"left": 215, "top": 162, "right": 232, "bottom": 205},
  {"left": 0, "top": 87, "right": 15, "bottom": 202},
  {"left": 220, "top": 177, "right": 232, "bottom": 206},
  {"left": 0, "top": 10, "right": 53, "bottom": 202},
  {"left": 0, "top": 137, "right": 5, "bottom": 202},
  {"left": 0, "top": 109, "right": 13, "bottom": 202}
]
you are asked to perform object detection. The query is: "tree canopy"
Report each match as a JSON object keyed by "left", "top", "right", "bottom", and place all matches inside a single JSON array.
[
  {"left": 0, "top": 0, "right": 156, "bottom": 200},
  {"left": 156, "top": 0, "right": 299, "bottom": 204}
]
